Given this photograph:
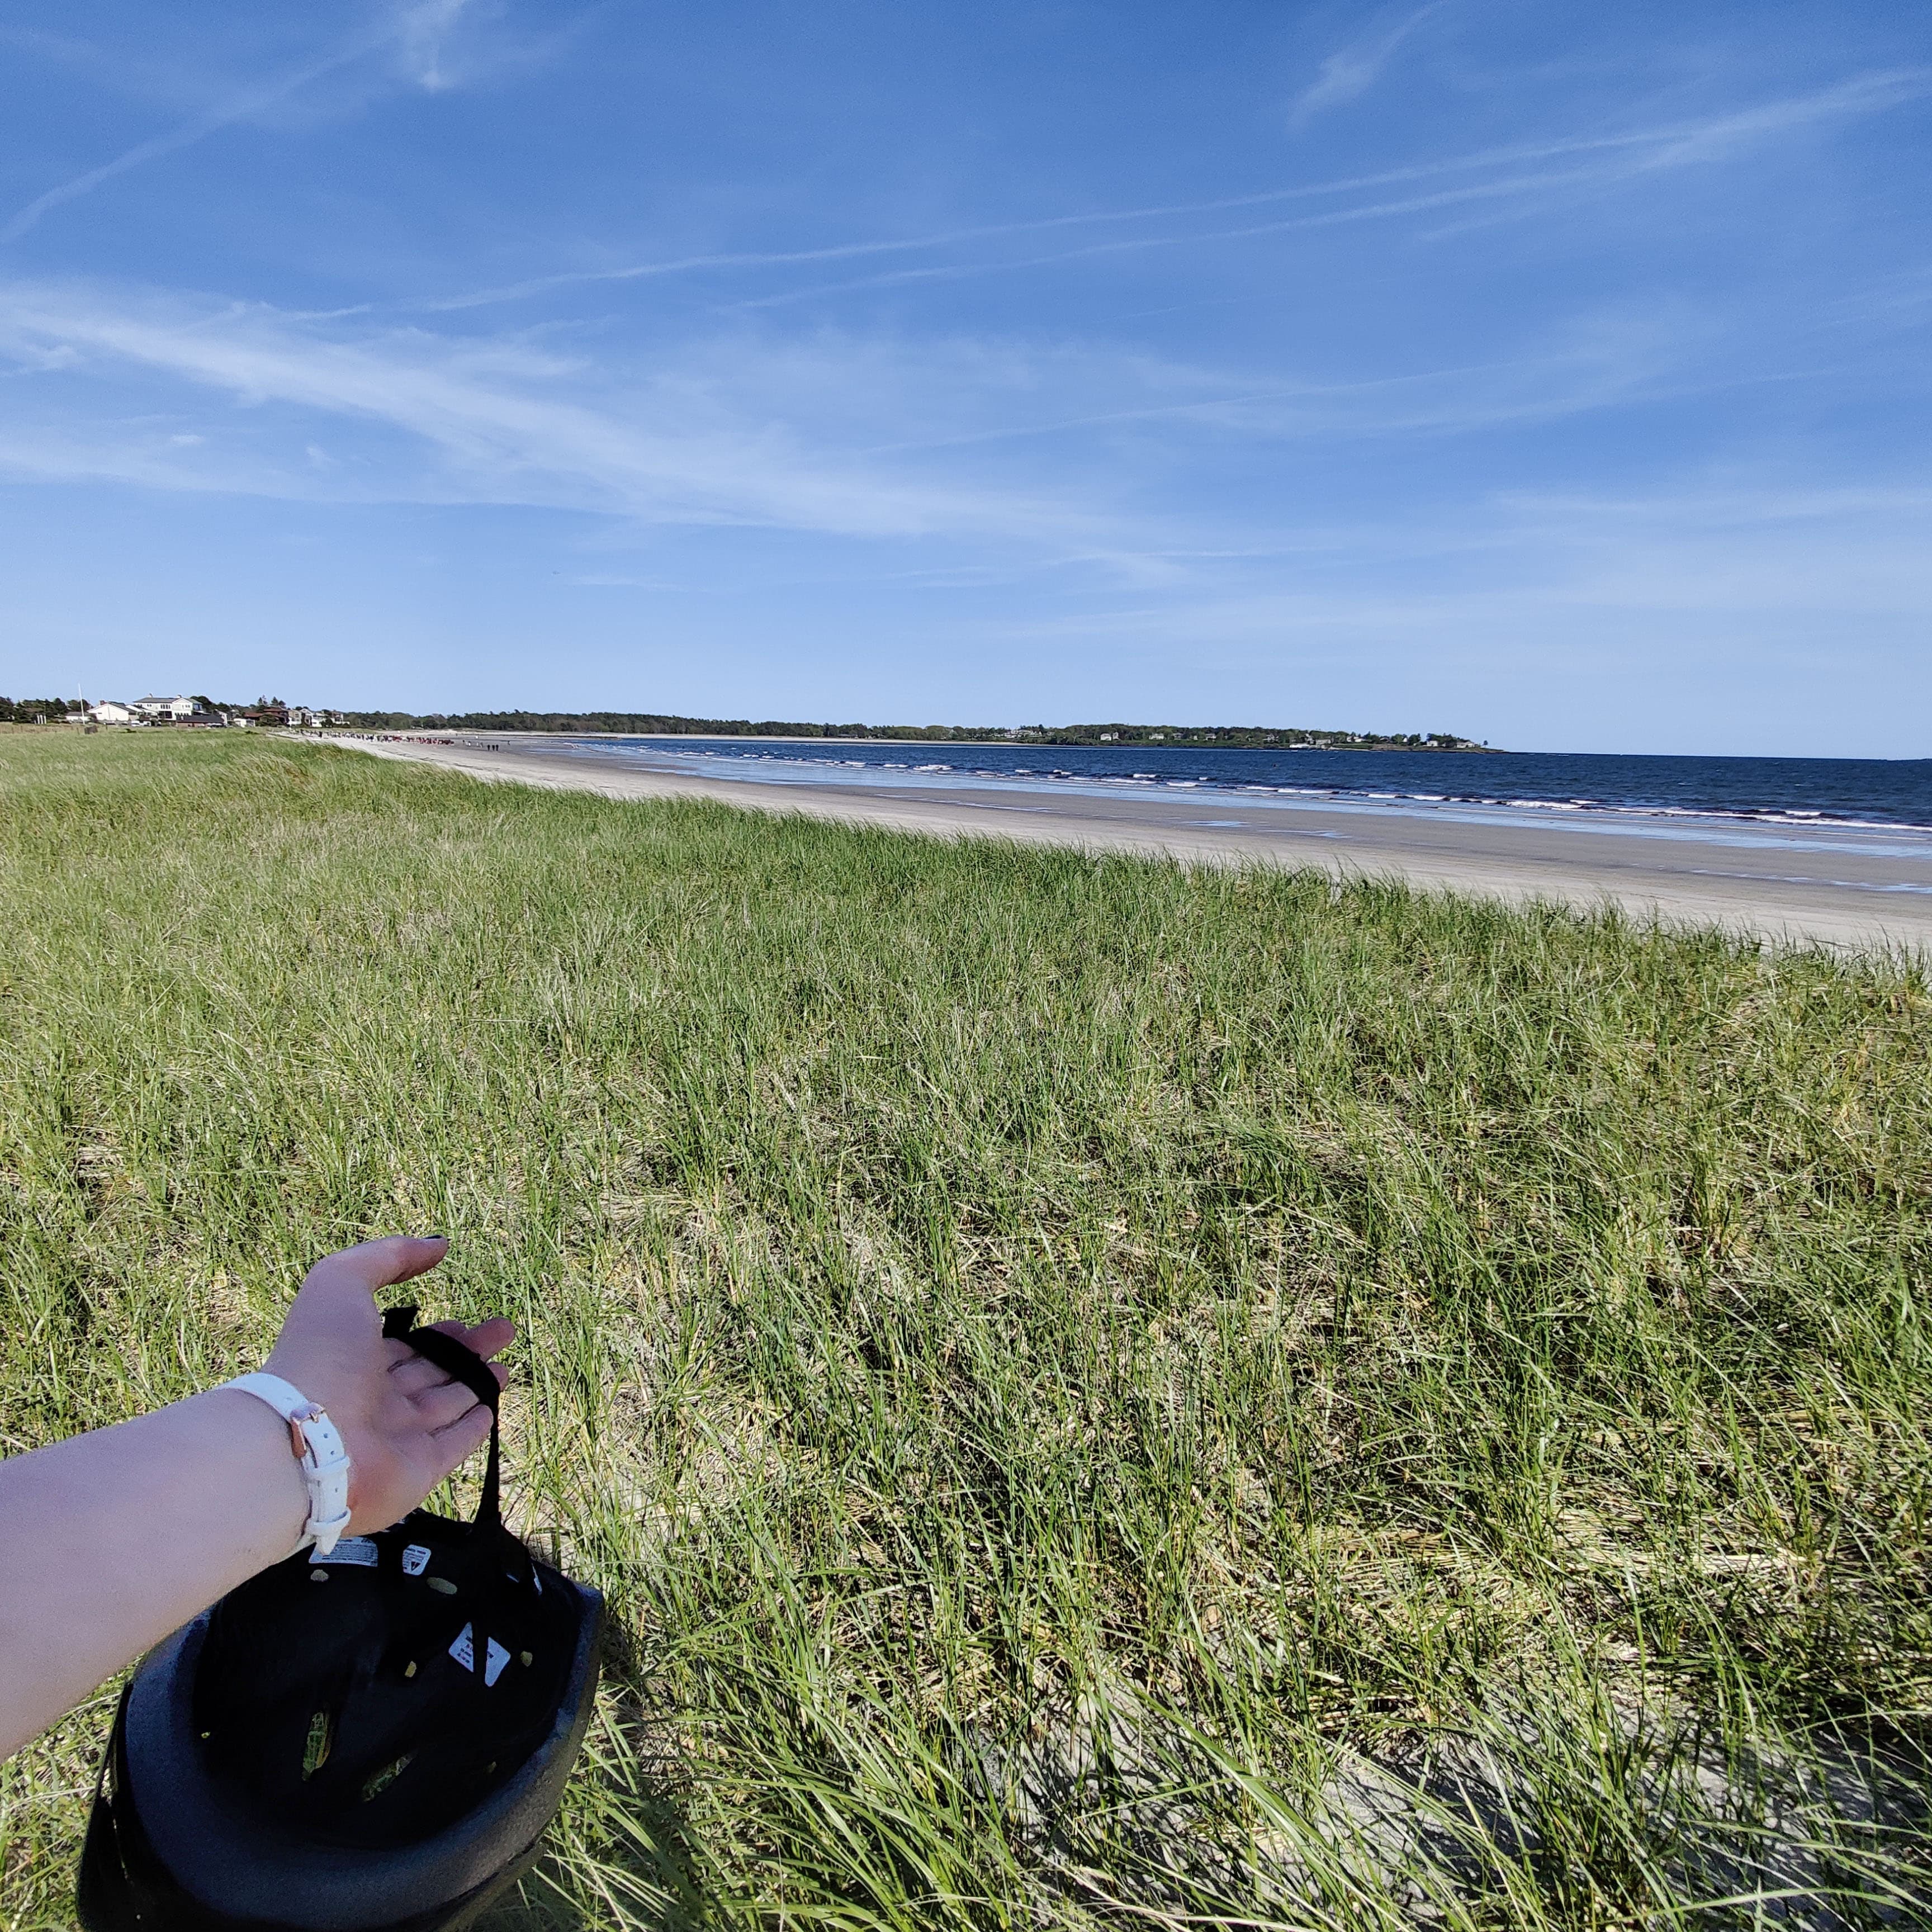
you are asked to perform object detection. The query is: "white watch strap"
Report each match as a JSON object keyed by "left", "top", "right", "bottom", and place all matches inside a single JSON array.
[{"left": 222, "top": 1371, "right": 353, "bottom": 1556}]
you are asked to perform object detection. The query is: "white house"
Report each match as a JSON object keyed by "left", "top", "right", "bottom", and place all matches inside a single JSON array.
[
  {"left": 88, "top": 700, "right": 141, "bottom": 724},
  {"left": 132, "top": 694, "right": 210, "bottom": 722}
]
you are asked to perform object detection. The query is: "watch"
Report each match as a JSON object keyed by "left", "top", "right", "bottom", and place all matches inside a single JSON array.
[{"left": 221, "top": 1372, "right": 354, "bottom": 1556}]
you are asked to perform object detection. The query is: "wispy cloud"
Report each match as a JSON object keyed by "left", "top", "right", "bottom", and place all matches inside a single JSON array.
[
  {"left": 1290, "top": 4, "right": 1446, "bottom": 126},
  {"left": 0, "top": 45, "right": 370, "bottom": 245},
  {"left": 0, "top": 141, "right": 1907, "bottom": 595},
  {"left": 0, "top": 281, "right": 1113, "bottom": 544},
  {"left": 414, "top": 68, "right": 1930, "bottom": 312},
  {"left": 0, "top": 1, "right": 487, "bottom": 245},
  {"left": 0, "top": 265, "right": 1772, "bottom": 572},
  {"left": 723, "top": 72, "right": 1928, "bottom": 312},
  {"left": 721, "top": 164, "right": 1636, "bottom": 311},
  {"left": 988, "top": 482, "right": 1932, "bottom": 715},
  {"left": 396, "top": 0, "right": 477, "bottom": 92},
  {"left": 0, "top": 25, "right": 108, "bottom": 70},
  {"left": 856, "top": 317, "right": 1714, "bottom": 456}
]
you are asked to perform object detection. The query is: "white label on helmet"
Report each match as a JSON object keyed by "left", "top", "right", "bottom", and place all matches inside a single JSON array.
[
  {"left": 484, "top": 1638, "right": 512, "bottom": 1687},
  {"left": 448, "top": 1622, "right": 476, "bottom": 1671},
  {"left": 401, "top": 1545, "right": 432, "bottom": 1576},
  {"left": 318, "top": 1537, "right": 378, "bottom": 1566}
]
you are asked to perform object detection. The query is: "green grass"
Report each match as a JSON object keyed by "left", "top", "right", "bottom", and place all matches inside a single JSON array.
[{"left": 1, "top": 730, "right": 1928, "bottom": 1929}]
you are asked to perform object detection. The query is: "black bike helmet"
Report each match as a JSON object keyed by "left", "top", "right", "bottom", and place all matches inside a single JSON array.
[{"left": 78, "top": 1306, "right": 605, "bottom": 1932}]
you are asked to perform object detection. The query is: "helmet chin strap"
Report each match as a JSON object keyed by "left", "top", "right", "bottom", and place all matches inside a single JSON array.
[{"left": 380, "top": 1307, "right": 501, "bottom": 1531}]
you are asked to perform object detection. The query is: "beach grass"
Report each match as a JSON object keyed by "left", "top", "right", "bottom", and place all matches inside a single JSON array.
[{"left": 1, "top": 728, "right": 1928, "bottom": 1928}]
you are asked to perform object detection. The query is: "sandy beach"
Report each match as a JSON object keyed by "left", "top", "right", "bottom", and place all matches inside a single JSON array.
[{"left": 321, "top": 732, "right": 1932, "bottom": 951}]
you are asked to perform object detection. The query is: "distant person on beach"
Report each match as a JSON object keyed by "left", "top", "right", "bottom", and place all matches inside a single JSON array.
[{"left": 0, "top": 1236, "right": 512, "bottom": 1762}]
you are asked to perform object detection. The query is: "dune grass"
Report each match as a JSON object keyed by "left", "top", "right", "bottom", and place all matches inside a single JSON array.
[{"left": 0, "top": 728, "right": 1928, "bottom": 1928}]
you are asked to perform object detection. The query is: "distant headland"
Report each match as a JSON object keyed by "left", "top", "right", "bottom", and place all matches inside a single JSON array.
[
  {"left": 0, "top": 693, "right": 1500, "bottom": 750},
  {"left": 326, "top": 708, "right": 1502, "bottom": 752}
]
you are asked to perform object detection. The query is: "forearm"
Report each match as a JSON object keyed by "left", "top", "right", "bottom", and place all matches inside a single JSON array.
[
  {"left": 0, "top": 1235, "right": 506, "bottom": 1765},
  {"left": 0, "top": 1389, "right": 309, "bottom": 1759}
]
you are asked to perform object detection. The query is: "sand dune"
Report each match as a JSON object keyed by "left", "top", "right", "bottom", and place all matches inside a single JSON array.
[{"left": 322, "top": 733, "right": 1932, "bottom": 953}]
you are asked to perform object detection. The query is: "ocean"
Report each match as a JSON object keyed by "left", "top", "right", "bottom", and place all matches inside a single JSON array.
[{"left": 551, "top": 738, "right": 1932, "bottom": 835}]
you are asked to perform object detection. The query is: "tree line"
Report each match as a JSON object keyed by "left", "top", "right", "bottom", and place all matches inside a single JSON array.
[
  {"left": 332, "top": 709, "right": 1491, "bottom": 750},
  {"left": 2, "top": 697, "right": 1492, "bottom": 750}
]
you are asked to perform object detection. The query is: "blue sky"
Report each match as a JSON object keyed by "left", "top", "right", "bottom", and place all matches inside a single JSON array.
[{"left": 1, "top": 2, "right": 1927, "bottom": 753}]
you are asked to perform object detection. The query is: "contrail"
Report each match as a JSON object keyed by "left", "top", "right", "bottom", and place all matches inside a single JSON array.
[
  {"left": 412, "top": 68, "right": 1930, "bottom": 313},
  {"left": 0, "top": 2, "right": 476, "bottom": 244}
]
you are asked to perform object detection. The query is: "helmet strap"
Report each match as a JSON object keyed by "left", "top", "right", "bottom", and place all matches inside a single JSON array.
[{"left": 381, "top": 1305, "right": 502, "bottom": 1531}]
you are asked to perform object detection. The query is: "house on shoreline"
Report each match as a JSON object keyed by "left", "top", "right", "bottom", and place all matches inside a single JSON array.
[
  {"left": 231, "top": 702, "right": 340, "bottom": 728},
  {"left": 76, "top": 694, "right": 226, "bottom": 726},
  {"left": 69, "top": 694, "right": 347, "bottom": 729},
  {"left": 132, "top": 694, "right": 217, "bottom": 724}
]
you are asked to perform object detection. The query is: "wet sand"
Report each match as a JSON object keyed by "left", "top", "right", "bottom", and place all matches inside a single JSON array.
[{"left": 321, "top": 733, "right": 1932, "bottom": 953}]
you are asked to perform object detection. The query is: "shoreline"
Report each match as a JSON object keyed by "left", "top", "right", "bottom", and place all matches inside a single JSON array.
[
  {"left": 315, "top": 733, "right": 1932, "bottom": 953},
  {"left": 531, "top": 740, "right": 1932, "bottom": 837},
  {"left": 338, "top": 728, "right": 1508, "bottom": 754}
]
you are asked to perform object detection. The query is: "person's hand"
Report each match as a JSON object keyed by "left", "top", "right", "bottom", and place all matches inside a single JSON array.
[{"left": 264, "top": 1237, "right": 514, "bottom": 1534}]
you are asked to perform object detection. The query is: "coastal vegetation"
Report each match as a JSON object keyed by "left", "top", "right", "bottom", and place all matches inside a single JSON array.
[
  {"left": 328, "top": 708, "right": 1490, "bottom": 751},
  {"left": 1, "top": 730, "right": 1926, "bottom": 1928},
  {"left": 0, "top": 698, "right": 68, "bottom": 726}
]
